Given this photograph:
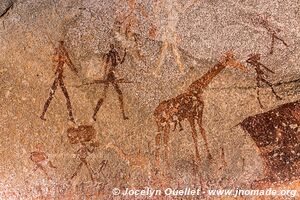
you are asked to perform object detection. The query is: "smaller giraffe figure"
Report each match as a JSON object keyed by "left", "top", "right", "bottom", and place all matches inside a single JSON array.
[
  {"left": 40, "top": 40, "right": 78, "bottom": 123},
  {"left": 254, "top": 14, "right": 288, "bottom": 54},
  {"left": 29, "top": 144, "right": 57, "bottom": 180},
  {"left": 92, "top": 44, "right": 129, "bottom": 121},
  {"left": 67, "top": 125, "right": 101, "bottom": 182},
  {"left": 246, "top": 53, "right": 282, "bottom": 108}
]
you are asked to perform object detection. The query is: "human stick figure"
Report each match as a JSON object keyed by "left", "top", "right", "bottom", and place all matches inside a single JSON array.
[
  {"left": 253, "top": 14, "right": 288, "bottom": 54},
  {"left": 152, "top": 0, "right": 199, "bottom": 75},
  {"left": 40, "top": 40, "right": 78, "bottom": 123},
  {"left": 90, "top": 44, "right": 129, "bottom": 121},
  {"left": 114, "top": 0, "right": 148, "bottom": 63},
  {"left": 67, "top": 125, "right": 103, "bottom": 182},
  {"left": 70, "top": 142, "right": 98, "bottom": 182},
  {"left": 246, "top": 53, "right": 282, "bottom": 108}
]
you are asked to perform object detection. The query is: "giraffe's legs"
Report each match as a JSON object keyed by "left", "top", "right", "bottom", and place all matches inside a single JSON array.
[
  {"left": 187, "top": 123, "right": 205, "bottom": 191},
  {"left": 171, "top": 43, "right": 184, "bottom": 73},
  {"left": 197, "top": 105, "right": 212, "bottom": 160},
  {"left": 172, "top": 116, "right": 184, "bottom": 131},
  {"left": 154, "top": 41, "right": 169, "bottom": 76},
  {"left": 188, "top": 118, "right": 201, "bottom": 163},
  {"left": 173, "top": 120, "right": 184, "bottom": 131},
  {"left": 172, "top": 120, "right": 177, "bottom": 131},
  {"left": 178, "top": 121, "right": 183, "bottom": 131}
]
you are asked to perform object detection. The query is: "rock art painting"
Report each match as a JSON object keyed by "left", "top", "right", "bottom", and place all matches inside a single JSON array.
[{"left": 0, "top": 0, "right": 299, "bottom": 199}]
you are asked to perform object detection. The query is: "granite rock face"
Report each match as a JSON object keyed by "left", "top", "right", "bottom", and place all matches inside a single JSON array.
[
  {"left": 0, "top": 0, "right": 13, "bottom": 17},
  {"left": 0, "top": 0, "right": 299, "bottom": 199}
]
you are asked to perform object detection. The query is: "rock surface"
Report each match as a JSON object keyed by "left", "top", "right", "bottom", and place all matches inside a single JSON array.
[
  {"left": 0, "top": 0, "right": 13, "bottom": 17},
  {"left": 0, "top": 0, "right": 299, "bottom": 199}
]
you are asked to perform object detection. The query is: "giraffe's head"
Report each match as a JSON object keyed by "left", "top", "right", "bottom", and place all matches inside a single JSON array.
[{"left": 219, "top": 51, "right": 247, "bottom": 71}]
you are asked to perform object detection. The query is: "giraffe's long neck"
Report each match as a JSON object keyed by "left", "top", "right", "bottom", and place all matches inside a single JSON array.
[{"left": 188, "top": 62, "right": 225, "bottom": 92}]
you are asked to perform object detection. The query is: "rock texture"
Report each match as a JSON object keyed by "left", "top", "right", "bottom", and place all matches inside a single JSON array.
[
  {"left": 0, "top": 0, "right": 299, "bottom": 199},
  {"left": 0, "top": 0, "right": 13, "bottom": 17}
]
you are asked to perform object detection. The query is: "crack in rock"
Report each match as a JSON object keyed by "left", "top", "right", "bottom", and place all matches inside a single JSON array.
[{"left": 0, "top": 0, "right": 14, "bottom": 18}]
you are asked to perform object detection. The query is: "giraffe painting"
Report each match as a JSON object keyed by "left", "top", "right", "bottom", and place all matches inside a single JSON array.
[{"left": 154, "top": 51, "right": 246, "bottom": 166}]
